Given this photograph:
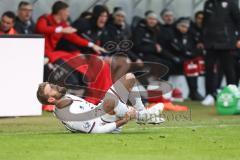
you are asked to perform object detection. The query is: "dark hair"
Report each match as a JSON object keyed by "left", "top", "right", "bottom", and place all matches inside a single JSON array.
[
  {"left": 144, "top": 10, "right": 154, "bottom": 17},
  {"left": 80, "top": 11, "right": 92, "bottom": 19},
  {"left": 52, "top": 1, "right": 69, "bottom": 15},
  {"left": 18, "top": 1, "right": 31, "bottom": 9},
  {"left": 92, "top": 5, "right": 109, "bottom": 20},
  {"left": 2, "top": 11, "right": 16, "bottom": 22},
  {"left": 160, "top": 8, "right": 173, "bottom": 17},
  {"left": 195, "top": 11, "right": 204, "bottom": 18},
  {"left": 37, "top": 82, "right": 50, "bottom": 105},
  {"left": 113, "top": 6, "right": 122, "bottom": 13}
]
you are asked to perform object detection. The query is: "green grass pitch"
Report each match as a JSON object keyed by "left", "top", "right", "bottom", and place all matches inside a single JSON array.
[{"left": 0, "top": 101, "right": 240, "bottom": 160}]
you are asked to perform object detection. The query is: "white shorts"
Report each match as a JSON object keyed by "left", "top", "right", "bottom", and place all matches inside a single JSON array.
[{"left": 63, "top": 117, "right": 117, "bottom": 134}]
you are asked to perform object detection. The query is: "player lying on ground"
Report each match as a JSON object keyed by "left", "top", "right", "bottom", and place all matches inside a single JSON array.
[{"left": 36, "top": 73, "right": 164, "bottom": 134}]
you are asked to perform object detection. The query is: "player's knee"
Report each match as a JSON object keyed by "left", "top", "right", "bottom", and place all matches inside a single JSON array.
[
  {"left": 125, "top": 73, "right": 136, "bottom": 83},
  {"left": 102, "top": 98, "right": 116, "bottom": 112}
]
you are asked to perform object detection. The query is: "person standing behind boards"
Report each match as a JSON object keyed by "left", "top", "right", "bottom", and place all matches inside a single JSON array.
[{"left": 201, "top": 0, "right": 240, "bottom": 106}]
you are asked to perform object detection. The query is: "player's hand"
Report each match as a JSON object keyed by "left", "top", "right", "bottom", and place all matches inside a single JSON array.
[
  {"left": 116, "top": 112, "right": 131, "bottom": 127},
  {"left": 127, "top": 107, "right": 137, "bottom": 120},
  {"left": 61, "top": 26, "right": 77, "bottom": 34},
  {"left": 44, "top": 57, "right": 49, "bottom": 65},
  {"left": 136, "top": 58, "right": 144, "bottom": 67},
  {"left": 92, "top": 44, "right": 107, "bottom": 54},
  {"left": 122, "top": 112, "right": 131, "bottom": 123}
]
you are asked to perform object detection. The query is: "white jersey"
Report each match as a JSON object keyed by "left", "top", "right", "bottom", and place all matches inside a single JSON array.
[{"left": 54, "top": 94, "right": 117, "bottom": 134}]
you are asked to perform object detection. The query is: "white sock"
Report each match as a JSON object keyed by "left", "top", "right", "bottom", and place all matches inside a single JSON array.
[
  {"left": 128, "top": 83, "right": 145, "bottom": 111},
  {"left": 113, "top": 100, "right": 129, "bottom": 118}
]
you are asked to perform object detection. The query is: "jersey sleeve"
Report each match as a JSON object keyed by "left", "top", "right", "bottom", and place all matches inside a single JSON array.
[
  {"left": 63, "top": 33, "right": 90, "bottom": 47},
  {"left": 35, "top": 16, "right": 57, "bottom": 34}
]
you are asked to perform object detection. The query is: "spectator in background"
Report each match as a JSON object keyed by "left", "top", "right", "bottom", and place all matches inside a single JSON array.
[
  {"left": 191, "top": 11, "right": 204, "bottom": 48},
  {"left": 35, "top": 0, "right": 91, "bottom": 90},
  {"left": 0, "top": 11, "right": 17, "bottom": 35},
  {"left": 102, "top": 8, "right": 137, "bottom": 81},
  {"left": 73, "top": 5, "right": 109, "bottom": 53},
  {"left": 159, "top": 9, "right": 176, "bottom": 56},
  {"left": 168, "top": 18, "right": 203, "bottom": 101},
  {"left": 35, "top": 1, "right": 104, "bottom": 61},
  {"left": 132, "top": 10, "right": 161, "bottom": 62},
  {"left": 103, "top": 8, "right": 131, "bottom": 44},
  {"left": 35, "top": 1, "right": 107, "bottom": 90},
  {"left": 37, "top": 2, "right": 111, "bottom": 105},
  {"left": 56, "top": 5, "right": 116, "bottom": 94},
  {"left": 57, "top": 5, "right": 109, "bottom": 54},
  {"left": 201, "top": 0, "right": 240, "bottom": 106},
  {"left": 160, "top": 9, "right": 175, "bottom": 39},
  {"left": 161, "top": 9, "right": 175, "bottom": 25},
  {"left": 132, "top": 10, "right": 172, "bottom": 82},
  {"left": 107, "top": 6, "right": 123, "bottom": 25},
  {"left": 14, "top": 1, "right": 35, "bottom": 34}
]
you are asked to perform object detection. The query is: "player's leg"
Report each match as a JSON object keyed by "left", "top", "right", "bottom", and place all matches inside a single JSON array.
[
  {"left": 101, "top": 73, "right": 164, "bottom": 124},
  {"left": 100, "top": 73, "right": 135, "bottom": 122},
  {"left": 117, "top": 73, "right": 165, "bottom": 124},
  {"left": 120, "top": 75, "right": 165, "bottom": 124}
]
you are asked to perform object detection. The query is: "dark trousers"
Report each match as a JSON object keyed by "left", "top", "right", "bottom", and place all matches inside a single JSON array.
[
  {"left": 186, "top": 76, "right": 198, "bottom": 93},
  {"left": 205, "top": 50, "right": 237, "bottom": 96},
  {"left": 171, "top": 62, "right": 198, "bottom": 95}
]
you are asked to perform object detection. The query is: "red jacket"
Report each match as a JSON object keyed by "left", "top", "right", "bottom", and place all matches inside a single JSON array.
[
  {"left": 35, "top": 14, "right": 112, "bottom": 105},
  {"left": 35, "top": 14, "right": 89, "bottom": 62}
]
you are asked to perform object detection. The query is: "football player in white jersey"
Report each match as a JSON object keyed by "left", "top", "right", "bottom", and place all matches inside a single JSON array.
[{"left": 36, "top": 73, "right": 164, "bottom": 134}]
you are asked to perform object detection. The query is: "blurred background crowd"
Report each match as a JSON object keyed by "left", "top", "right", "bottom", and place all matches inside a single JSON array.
[{"left": 1, "top": 0, "right": 240, "bottom": 108}]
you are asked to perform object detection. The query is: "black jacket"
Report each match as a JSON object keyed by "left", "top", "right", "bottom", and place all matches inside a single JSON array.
[
  {"left": 132, "top": 20, "right": 160, "bottom": 56},
  {"left": 102, "top": 21, "right": 131, "bottom": 44},
  {"left": 203, "top": 0, "right": 240, "bottom": 50},
  {"left": 169, "top": 28, "right": 200, "bottom": 61},
  {"left": 132, "top": 20, "right": 180, "bottom": 62},
  {"left": 73, "top": 18, "right": 104, "bottom": 44},
  {"left": 159, "top": 24, "right": 175, "bottom": 48},
  {"left": 14, "top": 17, "right": 35, "bottom": 34},
  {"left": 190, "top": 21, "right": 203, "bottom": 43},
  {"left": 101, "top": 21, "right": 139, "bottom": 60}
]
